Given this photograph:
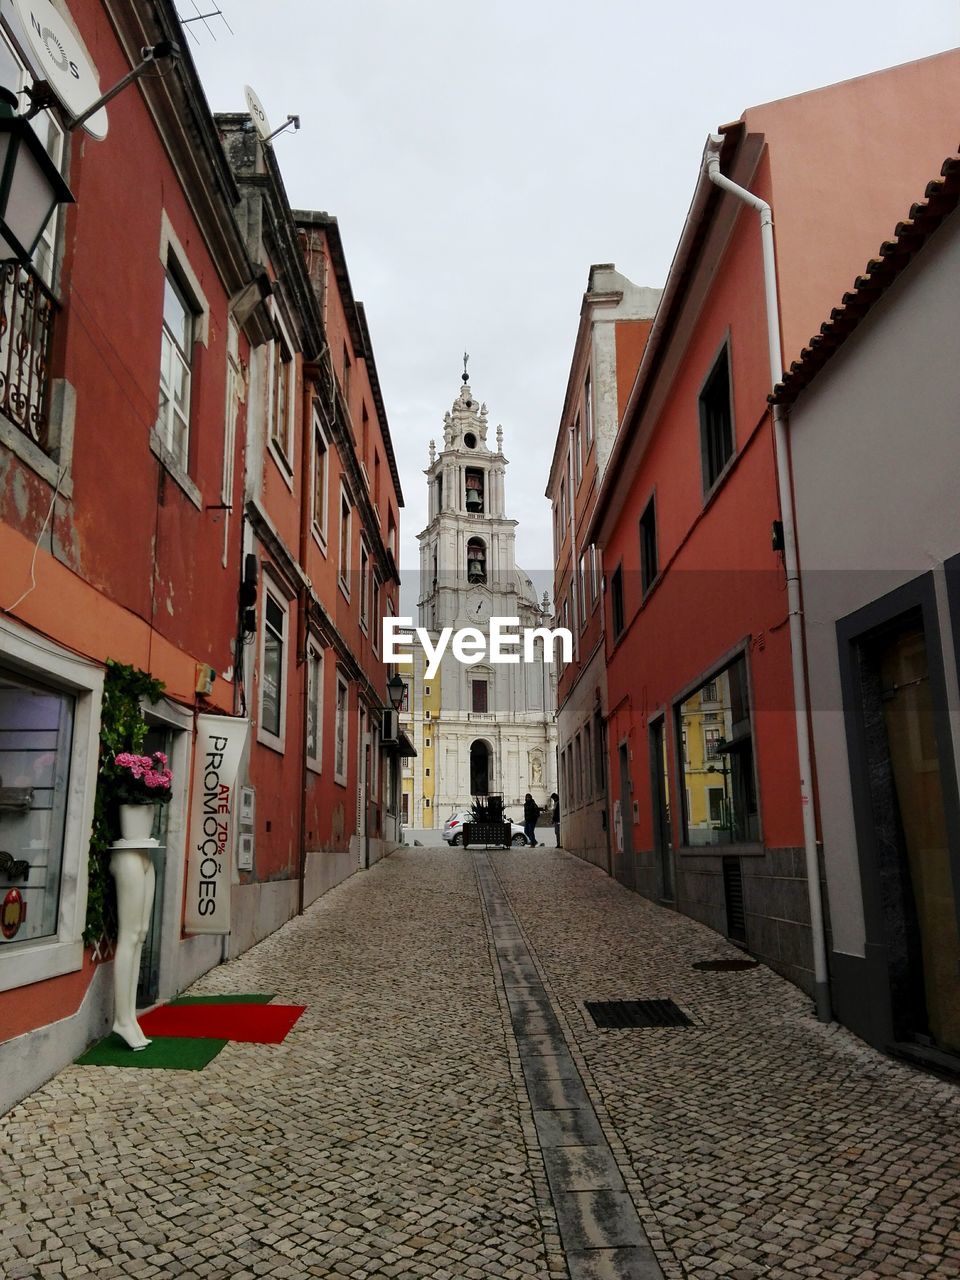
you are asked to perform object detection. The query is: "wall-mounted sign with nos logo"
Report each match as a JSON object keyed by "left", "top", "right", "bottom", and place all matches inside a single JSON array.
[
  {"left": 1, "top": 888, "right": 26, "bottom": 939},
  {"left": 11, "top": 0, "right": 108, "bottom": 138}
]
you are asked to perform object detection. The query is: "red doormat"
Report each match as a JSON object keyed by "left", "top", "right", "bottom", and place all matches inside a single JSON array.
[{"left": 139, "top": 1002, "right": 305, "bottom": 1044}]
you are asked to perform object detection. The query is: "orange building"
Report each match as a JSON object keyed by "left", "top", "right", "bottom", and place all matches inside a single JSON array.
[
  {"left": 586, "top": 50, "right": 960, "bottom": 1000},
  {"left": 0, "top": 3, "right": 403, "bottom": 1110},
  {"left": 546, "top": 266, "right": 659, "bottom": 868}
]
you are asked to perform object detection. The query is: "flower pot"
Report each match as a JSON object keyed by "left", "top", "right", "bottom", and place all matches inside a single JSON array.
[{"left": 118, "top": 803, "right": 157, "bottom": 842}]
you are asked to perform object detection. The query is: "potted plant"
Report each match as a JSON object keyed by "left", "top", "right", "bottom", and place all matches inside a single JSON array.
[{"left": 112, "top": 751, "right": 173, "bottom": 841}]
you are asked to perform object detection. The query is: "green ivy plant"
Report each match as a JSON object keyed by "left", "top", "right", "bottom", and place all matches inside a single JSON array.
[{"left": 84, "top": 660, "right": 165, "bottom": 946}]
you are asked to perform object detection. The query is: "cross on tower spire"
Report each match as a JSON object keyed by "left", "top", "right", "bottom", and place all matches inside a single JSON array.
[{"left": 462, "top": 351, "right": 469, "bottom": 384}]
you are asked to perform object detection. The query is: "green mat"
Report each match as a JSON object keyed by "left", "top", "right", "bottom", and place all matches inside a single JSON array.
[
  {"left": 76, "top": 1033, "right": 227, "bottom": 1070},
  {"left": 170, "top": 993, "right": 275, "bottom": 1005}
]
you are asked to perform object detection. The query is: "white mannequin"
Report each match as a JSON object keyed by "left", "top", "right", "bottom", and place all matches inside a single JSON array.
[{"left": 109, "top": 845, "right": 156, "bottom": 1050}]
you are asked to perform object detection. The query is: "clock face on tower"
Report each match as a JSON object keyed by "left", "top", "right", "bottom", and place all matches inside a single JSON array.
[{"left": 467, "top": 593, "right": 491, "bottom": 624}]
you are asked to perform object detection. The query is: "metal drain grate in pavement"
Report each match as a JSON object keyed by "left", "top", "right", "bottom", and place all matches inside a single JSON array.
[
  {"left": 585, "top": 999, "right": 693, "bottom": 1029},
  {"left": 692, "top": 958, "right": 759, "bottom": 972}
]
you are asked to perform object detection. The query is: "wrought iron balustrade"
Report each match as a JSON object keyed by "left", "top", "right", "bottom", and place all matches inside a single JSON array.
[{"left": 0, "top": 262, "right": 59, "bottom": 452}]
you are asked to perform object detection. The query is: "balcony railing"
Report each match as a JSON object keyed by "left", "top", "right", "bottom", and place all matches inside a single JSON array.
[{"left": 0, "top": 262, "right": 58, "bottom": 452}]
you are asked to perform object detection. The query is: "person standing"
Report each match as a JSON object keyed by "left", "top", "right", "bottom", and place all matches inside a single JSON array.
[
  {"left": 523, "top": 792, "right": 540, "bottom": 847},
  {"left": 551, "top": 792, "right": 560, "bottom": 848}
]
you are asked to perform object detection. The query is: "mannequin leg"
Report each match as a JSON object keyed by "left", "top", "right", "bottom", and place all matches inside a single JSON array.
[{"left": 110, "top": 849, "right": 154, "bottom": 1050}]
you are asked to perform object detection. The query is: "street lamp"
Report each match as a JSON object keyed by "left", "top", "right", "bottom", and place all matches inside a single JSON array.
[
  {"left": 386, "top": 672, "right": 406, "bottom": 712},
  {"left": 0, "top": 88, "right": 74, "bottom": 266}
]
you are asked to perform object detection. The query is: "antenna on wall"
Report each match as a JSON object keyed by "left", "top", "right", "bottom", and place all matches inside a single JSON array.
[
  {"left": 177, "top": 3, "right": 234, "bottom": 43},
  {"left": 244, "top": 85, "right": 300, "bottom": 145}
]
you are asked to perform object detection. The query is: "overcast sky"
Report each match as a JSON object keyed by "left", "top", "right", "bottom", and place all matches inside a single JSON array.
[{"left": 190, "top": 2, "right": 958, "bottom": 602}]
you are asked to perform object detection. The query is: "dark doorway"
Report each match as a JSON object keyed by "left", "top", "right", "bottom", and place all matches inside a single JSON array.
[
  {"left": 650, "top": 718, "right": 674, "bottom": 902},
  {"left": 853, "top": 607, "right": 960, "bottom": 1054},
  {"left": 617, "top": 741, "right": 635, "bottom": 889},
  {"left": 470, "top": 739, "right": 491, "bottom": 796}
]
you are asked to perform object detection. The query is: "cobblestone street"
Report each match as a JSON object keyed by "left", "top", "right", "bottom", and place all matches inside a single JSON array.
[{"left": 2, "top": 848, "right": 959, "bottom": 1280}]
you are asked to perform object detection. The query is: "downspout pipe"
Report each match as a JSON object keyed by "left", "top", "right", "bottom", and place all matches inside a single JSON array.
[{"left": 704, "top": 135, "right": 832, "bottom": 1023}]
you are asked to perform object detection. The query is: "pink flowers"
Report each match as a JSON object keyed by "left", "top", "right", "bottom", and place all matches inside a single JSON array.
[{"left": 113, "top": 751, "right": 173, "bottom": 803}]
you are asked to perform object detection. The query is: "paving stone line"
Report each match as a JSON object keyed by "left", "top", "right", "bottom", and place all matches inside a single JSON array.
[{"left": 475, "top": 853, "right": 667, "bottom": 1280}]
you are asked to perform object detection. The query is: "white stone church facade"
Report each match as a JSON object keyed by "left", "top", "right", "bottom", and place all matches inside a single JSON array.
[{"left": 400, "top": 372, "right": 557, "bottom": 828}]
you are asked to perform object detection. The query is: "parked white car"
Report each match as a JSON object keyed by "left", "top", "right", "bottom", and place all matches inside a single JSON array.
[{"left": 441, "top": 810, "right": 530, "bottom": 847}]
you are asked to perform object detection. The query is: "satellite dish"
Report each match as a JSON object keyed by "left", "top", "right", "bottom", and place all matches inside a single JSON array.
[
  {"left": 11, "top": 0, "right": 108, "bottom": 139},
  {"left": 243, "top": 84, "right": 271, "bottom": 141}
]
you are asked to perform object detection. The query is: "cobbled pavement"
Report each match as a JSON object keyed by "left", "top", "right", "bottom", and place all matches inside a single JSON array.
[{"left": 0, "top": 847, "right": 958, "bottom": 1280}]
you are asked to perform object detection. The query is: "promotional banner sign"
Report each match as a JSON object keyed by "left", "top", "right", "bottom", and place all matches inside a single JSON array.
[{"left": 184, "top": 715, "right": 249, "bottom": 935}]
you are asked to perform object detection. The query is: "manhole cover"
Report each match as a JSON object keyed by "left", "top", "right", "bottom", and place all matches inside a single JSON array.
[
  {"left": 585, "top": 999, "right": 693, "bottom": 1029},
  {"left": 692, "top": 959, "right": 759, "bottom": 972}
]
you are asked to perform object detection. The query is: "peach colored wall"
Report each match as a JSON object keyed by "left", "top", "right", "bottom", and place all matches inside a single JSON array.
[{"left": 746, "top": 47, "right": 960, "bottom": 367}]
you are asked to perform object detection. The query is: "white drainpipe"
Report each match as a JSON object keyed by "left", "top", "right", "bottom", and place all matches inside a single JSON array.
[{"left": 704, "top": 134, "right": 831, "bottom": 1023}]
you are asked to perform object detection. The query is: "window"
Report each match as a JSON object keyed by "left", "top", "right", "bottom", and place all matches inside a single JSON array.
[
  {"left": 359, "top": 542, "right": 370, "bottom": 631},
  {"left": 335, "top": 674, "right": 349, "bottom": 785},
  {"left": 398, "top": 681, "right": 410, "bottom": 712},
  {"left": 590, "top": 546, "right": 601, "bottom": 602},
  {"left": 583, "top": 722, "right": 593, "bottom": 801},
  {"left": 584, "top": 370, "right": 593, "bottom": 446},
  {"left": 387, "top": 510, "right": 397, "bottom": 559},
  {"left": 312, "top": 416, "right": 328, "bottom": 544},
  {"left": 374, "top": 452, "right": 381, "bottom": 507},
  {"left": 702, "top": 681, "right": 719, "bottom": 704},
  {"left": 270, "top": 330, "right": 294, "bottom": 466},
  {"left": 611, "top": 565, "right": 625, "bottom": 638},
  {"left": 574, "top": 735, "right": 583, "bottom": 807},
  {"left": 0, "top": 619, "right": 104, "bottom": 993},
  {"left": 467, "top": 538, "right": 487, "bottom": 584},
  {"left": 341, "top": 342, "right": 351, "bottom": 402},
  {"left": 699, "top": 344, "right": 734, "bottom": 492},
  {"left": 559, "top": 480, "right": 567, "bottom": 533},
  {"left": 425, "top": 737, "right": 431, "bottom": 747},
  {"left": 579, "top": 554, "right": 589, "bottom": 628},
  {"left": 472, "top": 679, "right": 488, "bottom": 713},
  {"left": 0, "top": 669, "right": 74, "bottom": 945},
  {"left": 573, "top": 414, "right": 582, "bottom": 487},
  {"left": 371, "top": 578, "right": 381, "bottom": 653},
  {"left": 677, "top": 654, "right": 758, "bottom": 847},
  {"left": 339, "top": 487, "right": 352, "bottom": 594},
  {"left": 157, "top": 267, "right": 195, "bottom": 469},
  {"left": 259, "top": 591, "right": 286, "bottom": 747},
  {"left": 306, "top": 644, "right": 323, "bottom": 771},
  {"left": 593, "top": 709, "right": 605, "bottom": 792},
  {"left": 640, "top": 495, "right": 658, "bottom": 594},
  {"left": 465, "top": 468, "right": 485, "bottom": 514},
  {"left": 221, "top": 319, "right": 240, "bottom": 523}
]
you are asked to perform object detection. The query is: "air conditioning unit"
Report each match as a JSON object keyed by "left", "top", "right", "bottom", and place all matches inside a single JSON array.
[{"left": 382, "top": 709, "right": 399, "bottom": 743}]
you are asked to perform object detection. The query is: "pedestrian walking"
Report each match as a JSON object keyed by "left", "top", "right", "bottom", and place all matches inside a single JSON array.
[
  {"left": 551, "top": 792, "right": 560, "bottom": 847},
  {"left": 523, "top": 793, "right": 540, "bottom": 847}
]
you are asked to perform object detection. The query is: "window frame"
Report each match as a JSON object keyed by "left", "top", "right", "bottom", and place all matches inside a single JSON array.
[
  {"left": 698, "top": 339, "right": 736, "bottom": 497},
  {"left": 610, "top": 564, "right": 625, "bottom": 639},
  {"left": 151, "top": 213, "right": 209, "bottom": 505},
  {"left": 268, "top": 312, "right": 296, "bottom": 478},
  {"left": 311, "top": 413, "right": 329, "bottom": 550},
  {"left": 334, "top": 672, "right": 350, "bottom": 786},
  {"left": 306, "top": 640, "right": 323, "bottom": 774},
  {"left": 257, "top": 585, "right": 288, "bottom": 752},
  {"left": 359, "top": 540, "right": 370, "bottom": 633},
  {"left": 338, "top": 484, "right": 353, "bottom": 599},
  {"left": 0, "top": 616, "right": 104, "bottom": 993},
  {"left": 639, "top": 493, "right": 659, "bottom": 596}
]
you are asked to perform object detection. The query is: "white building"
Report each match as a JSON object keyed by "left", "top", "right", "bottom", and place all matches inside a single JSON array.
[{"left": 402, "top": 371, "right": 557, "bottom": 828}]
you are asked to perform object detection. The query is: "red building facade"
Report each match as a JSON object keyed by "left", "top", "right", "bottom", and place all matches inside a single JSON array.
[
  {"left": 587, "top": 52, "right": 960, "bottom": 995},
  {"left": 0, "top": 0, "right": 402, "bottom": 1110}
]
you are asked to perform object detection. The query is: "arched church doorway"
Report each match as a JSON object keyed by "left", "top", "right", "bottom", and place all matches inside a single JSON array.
[{"left": 470, "top": 739, "right": 492, "bottom": 796}]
